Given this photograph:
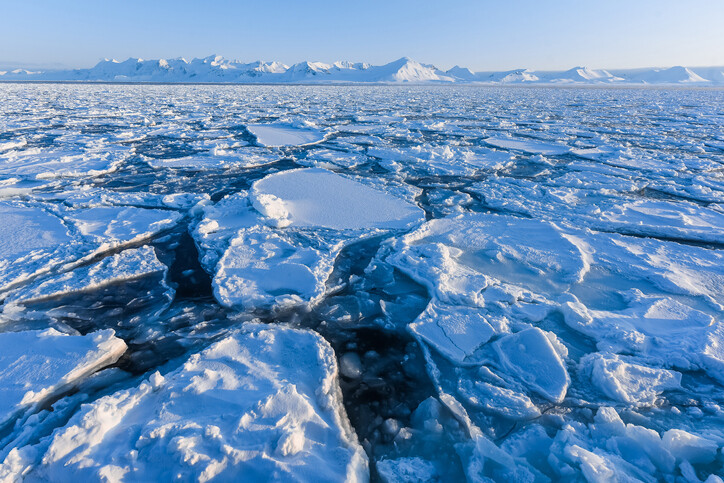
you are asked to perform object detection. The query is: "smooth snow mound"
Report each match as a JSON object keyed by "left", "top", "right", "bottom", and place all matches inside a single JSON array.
[
  {"left": 20, "top": 324, "right": 368, "bottom": 482},
  {"left": 247, "top": 124, "right": 326, "bottom": 147},
  {"left": 250, "top": 168, "right": 424, "bottom": 229}
]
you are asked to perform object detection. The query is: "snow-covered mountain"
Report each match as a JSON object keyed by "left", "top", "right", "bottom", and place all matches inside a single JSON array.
[{"left": 1, "top": 55, "right": 722, "bottom": 85}]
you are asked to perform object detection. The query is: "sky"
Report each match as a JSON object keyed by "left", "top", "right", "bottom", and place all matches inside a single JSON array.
[{"left": 1, "top": 0, "right": 723, "bottom": 71}]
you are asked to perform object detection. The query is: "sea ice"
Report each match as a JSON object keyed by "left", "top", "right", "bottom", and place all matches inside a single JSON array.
[
  {"left": 5, "top": 246, "right": 169, "bottom": 305},
  {"left": 494, "top": 328, "right": 570, "bottom": 403},
  {"left": 250, "top": 168, "right": 423, "bottom": 230},
  {"left": 247, "top": 123, "right": 327, "bottom": 147},
  {"left": 203, "top": 168, "right": 424, "bottom": 309},
  {"left": 7, "top": 324, "right": 367, "bottom": 482},
  {"left": 582, "top": 352, "right": 682, "bottom": 405},
  {"left": 484, "top": 136, "right": 571, "bottom": 155}
]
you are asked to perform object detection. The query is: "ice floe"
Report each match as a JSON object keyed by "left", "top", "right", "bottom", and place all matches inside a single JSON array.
[
  {"left": 247, "top": 123, "right": 327, "bottom": 147},
  {"left": 5, "top": 246, "right": 168, "bottom": 305},
  {"left": 3, "top": 324, "right": 367, "bottom": 482},
  {"left": 200, "top": 168, "right": 424, "bottom": 309},
  {"left": 0, "top": 329, "right": 126, "bottom": 435}
]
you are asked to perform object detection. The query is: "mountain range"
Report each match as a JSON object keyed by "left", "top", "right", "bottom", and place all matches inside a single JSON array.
[{"left": 2, "top": 55, "right": 723, "bottom": 85}]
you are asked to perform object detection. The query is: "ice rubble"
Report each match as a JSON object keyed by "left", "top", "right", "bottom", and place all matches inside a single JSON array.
[
  {"left": 376, "top": 211, "right": 724, "bottom": 479},
  {"left": 3, "top": 324, "right": 368, "bottom": 482},
  {"left": 197, "top": 168, "right": 424, "bottom": 309}
]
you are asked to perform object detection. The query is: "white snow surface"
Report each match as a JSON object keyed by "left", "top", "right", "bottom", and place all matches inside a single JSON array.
[{"left": 8, "top": 324, "right": 367, "bottom": 482}]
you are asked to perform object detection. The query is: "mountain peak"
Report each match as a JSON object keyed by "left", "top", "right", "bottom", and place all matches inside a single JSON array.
[{"left": 3, "top": 55, "right": 722, "bottom": 85}]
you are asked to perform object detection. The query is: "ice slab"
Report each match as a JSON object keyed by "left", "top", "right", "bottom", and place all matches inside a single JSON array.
[
  {"left": 0, "top": 201, "right": 182, "bottom": 296},
  {"left": 0, "top": 203, "right": 77, "bottom": 294},
  {"left": 15, "top": 324, "right": 367, "bottom": 481},
  {"left": 582, "top": 352, "right": 682, "bottom": 406},
  {"left": 387, "top": 214, "right": 587, "bottom": 303},
  {"left": 457, "top": 379, "right": 540, "bottom": 420},
  {"left": 66, "top": 206, "right": 182, "bottom": 245},
  {"left": 484, "top": 137, "right": 571, "bottom": 155},
  {"left": 247, "top": 123, "right": 326, "bottom": 147},
  {"left": 560, "top": 291, "right": 719, "bottom": 373},
  {"left": 192, "top": 192, "right": 261, "bottom": 273},
  {"left": 410, "top": 303, "right": 495, "bottom": 363},
  {"left": 494, "top": 328, "right": 570, "bottom": 403},
  {"left": 0, "top": 147, "right": 129, "bottom": 179},
  {"left": 0, "top": 329, "right": 126, "bottom": 432},
  {"left": 0, "top": 204, "right": 72, "bottom": 262},
  {"left": 6, "top": 246, "right": 167, "bottom": 305},
  {"left": 145, "top": 148, "right": 279, "bottom": 169},
  {"left": 213, "top": 227, "right": 335, "bottom": 309},
  {"left": 597, "top": 199, "right": 724, "bottom": 244},
  {"left": 250, "top": 168, "right": 424, "bottom": 230}
]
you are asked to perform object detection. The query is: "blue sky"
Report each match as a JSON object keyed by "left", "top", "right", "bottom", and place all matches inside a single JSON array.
[{"left": 1, "top": 0, "right": 723, "bottom": 71}]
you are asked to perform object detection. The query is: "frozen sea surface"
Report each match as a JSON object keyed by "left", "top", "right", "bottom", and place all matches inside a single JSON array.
[{"left": 0, "top": 83, "right": 723, "bottom": 482}]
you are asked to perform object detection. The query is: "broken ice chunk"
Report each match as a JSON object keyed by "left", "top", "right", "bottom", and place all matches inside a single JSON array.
[
  {"left": 247, "top": 123, "right": 326, "bottom": 147},
  {"left": 213, "top": 227, "right": 333, "bottom": 309},
  {"left": 250, "top": 168, "right": 424, "bottom": 230},
  {"left": 662, "top": 429, "right": 718, "bottom": 466},
  {"left": 494, "top": 328, "right": 570, "bottom": 403},
  {"left": 0, "top": 329, "right": 126, "bottom": 432},
  {"left": 457, "top": 379, "right": 541, "bottom": 420},
  {"left": 17, "top": 324, "right": 367, "bottom": 481},
  {"left": 410, "top": 303, "right": 495, "bottom": 363},
  {"left": 377, "top": 457, "right": 439, "bottom": 482},
  {"left": 66, "top": 206, "right": 181, "bottom": 245},
  {"left": 484, "top": 137, "right": 570, "bottom": 155},
  {"left": 6, "top": 246, "right": 168, "bottom": 305},
  {"left": 582, "top": 352, "right": 682, "bottom": 406}
]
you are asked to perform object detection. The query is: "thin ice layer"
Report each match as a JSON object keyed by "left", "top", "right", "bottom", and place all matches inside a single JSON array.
[
  {"left": 0, "top": 329, "right": 126, "bottom": 431},
  {"left": 15, "top": 324, "right": 367, "bottom": 482}
]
